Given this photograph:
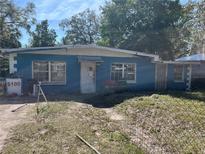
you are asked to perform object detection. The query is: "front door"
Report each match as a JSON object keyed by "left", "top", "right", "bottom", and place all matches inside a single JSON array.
[
  {"left": 155, "top": 64, "right": 167, "bottom": 90},
  {"left": 80, "top": 62, "right": 96, "bottom": 94}
]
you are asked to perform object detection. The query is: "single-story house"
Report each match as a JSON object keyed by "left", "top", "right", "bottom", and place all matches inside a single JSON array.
[
  {"left": 176, "top": 53, "right": 205, "bottom": 89},
  {"left": 2, "top": 45, "right": 198, "bottom": 95}
]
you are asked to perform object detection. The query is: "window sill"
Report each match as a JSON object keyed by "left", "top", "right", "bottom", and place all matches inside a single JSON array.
[
  {"left": 113, "top": 80, "right": 136, "bottom": 84},
  {"left": 39, "top": 82, "right": 67, "bottom": 86},
  {"left": 126, "top": 80, "right": 136, "bottom": 84}
]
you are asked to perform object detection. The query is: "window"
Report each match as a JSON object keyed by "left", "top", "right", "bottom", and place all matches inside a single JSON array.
[
  {"left": 51, "top": 62, "right": 66, "bottom": 83},
  {"left": 33, "top": 61, "right": 66, "bottom": 84},
  {"left": 111, "top": 63, "right": 136, "bottom": 83},
  {"left": 33, "top": 62, "right": 49, "bottom": 82},
  {"left": 174, "top": 64, "right": 184, "bottom": 82}
]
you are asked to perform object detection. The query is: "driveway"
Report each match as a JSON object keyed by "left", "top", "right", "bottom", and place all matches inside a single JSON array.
[{"left": 0, "top": 104, "right": 33, "bottom": 151}]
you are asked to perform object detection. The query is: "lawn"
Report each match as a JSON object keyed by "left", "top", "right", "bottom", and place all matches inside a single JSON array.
[
  {"left": 2, "top": 102, "right": 143, "bottom": 154},
  {"left": 1, "top": 91, "right": 205, "bottom": 154},
  {"left": 116, "top": 91, "right": 205, "bottom": 153}
]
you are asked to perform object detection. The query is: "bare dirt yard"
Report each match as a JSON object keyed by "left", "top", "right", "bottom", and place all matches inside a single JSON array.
[
  {"left": 0, "top": 91, "right": 205, "bottom": 154},
  {"left": 0, "top": 103, "right": 33, "bottom": 151},
  {"left": 0, "top": 99, "right": 143, "bottom": 154}
]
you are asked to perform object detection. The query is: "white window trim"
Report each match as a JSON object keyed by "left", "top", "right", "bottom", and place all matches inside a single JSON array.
[
  {"left": 110, "top": 63, "right": 136, "bottom": 84},
  {"left": 174, "top": 64, "right": 185, "bottom": 83},
  {"left": 32, "top": 61, "right": 67, "bottom": 85}
]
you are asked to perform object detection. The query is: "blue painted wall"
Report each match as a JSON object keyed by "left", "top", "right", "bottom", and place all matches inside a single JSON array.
[
  {"left": 16, "top": 53, "right": 156, "bottom": 95},
  {"left": 167, "top": 64, "right": 188, "bottom": 90},
  {"left": 17, "top": 54, "right": 81, "bottom": 94},
  {"left": 16, "top": 53, "right": 188, "bottom": 95},
  {"left": 96, "top": 56, "right": 156, "bottom": 92}
]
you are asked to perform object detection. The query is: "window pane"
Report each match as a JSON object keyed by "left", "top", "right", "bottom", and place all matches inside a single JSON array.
[
  {"left": 174, "top": 65, "right": 184, "bottom": 81},
  {"left": 124, "top": 64, "right": 135, "bottom": 81},
  {"left": 111, "top": 63, "right": 136, "bottom": 82},
  {"left": 51, "top": 72, "right": 65, "bottom": 82},
  {"left": 125, "top": 73, "right": 135, "bottom": 80},
  {"left": 33, "top": 62, "right": 48, "bottom": 72},
  {"left": 51, "top": 62, "right": 66, "bottom": 83},
  {"left": 33, "top": 72, "right": 49, "bottom": 82},
  {"left": 33, "top": 62, "right": 49, "bottom": 82},
  {"left": 111, "top": 64, "right": 123, "bottom": 81},
  {"left": 51, "top": 62, "right": 65, "bottom": 71},
  {"left": 33, "top": 61, "right": 66, "bottom": 84},
  {"left": 112, "top": 64, "right": 123, "bottom": 71}
]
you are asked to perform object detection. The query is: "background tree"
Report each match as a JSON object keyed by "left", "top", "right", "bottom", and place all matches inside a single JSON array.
[
  {"left": 60, "top": 9, "right": 100, "bottom": 45},
  {"left": 180, "top": 0, "right": 205, "bottom": 55},
  {"left": 0, "top": 0, "right": 35, "bottom": 77},
  {"left": 0, "top": 0, "right": 35, "bottom": 48},
  {"left": 100, "top": 0, "right": 183, "bottom": 60},
  {"left": 0, "top": 56, "right": 9, "bottom": 77},
  {"left": 30, "top": 20, "right": 57, "bottom": 47}
]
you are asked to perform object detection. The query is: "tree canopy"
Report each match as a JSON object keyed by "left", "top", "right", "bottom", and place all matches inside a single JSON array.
[
  {"left": 30, "top": 20, "right": 57, "bottom": 47},
  {"left": 0, "top": 0, "right": 35, "bottom": 48},
  {"left": 60, "top": 9, "right": 100, "bottom": 45},
  {"left": 0, "top": 0, "right": 204, "bottom": 61},
  {"left": 181, "top": 0, "right": 205, "bottom": 55},
  {"left": 100, "top": 0, "right": 183, "bottom": 60},
  {"left": 0, "top": 0, "right": 35, "bottom": 77}
]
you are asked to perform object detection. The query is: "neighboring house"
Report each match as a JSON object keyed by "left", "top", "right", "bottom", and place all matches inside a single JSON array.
[
  {"left": 2, "top": 45, "right": 197, "bottom": 95},
  {"left": 176, "top": 53, "right": 205, "bottom": 89}
]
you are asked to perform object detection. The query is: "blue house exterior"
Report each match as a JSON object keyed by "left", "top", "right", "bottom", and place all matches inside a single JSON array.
[
  {"left": 3, "top": 45, "right": 194, "bottom": 95},
  {"left": 176, "top": 53, "right": 205, "bottom": 89},
  {"left": 167, "top": 64, "right": 189, "bottom": 90}
]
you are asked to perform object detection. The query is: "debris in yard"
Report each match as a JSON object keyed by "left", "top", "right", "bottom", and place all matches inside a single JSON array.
[
  {"left": 37, "top": 82, "right": 48, "bottom": 102},
  {"left": 0, "top": 104, "right": 32, "bottom": 152},
  {"left": 76, "top": 133, "right": 101, "bottom": 154},
  {"left": 137, "top": 97, "right": 144, "bottom": 101},
  {"left": 150, "top": 94, "right": 159, "bottom": 99},
  {"left": 36, "top": 82, "right": 48, "bottom": 115},
  {"left": 11, "top": 104, "right": 27, "bottom": 112},
  {"left": 1, "top": 101, "right": 144, "bottom": 154},
  {"left": 39, "top": 129, "right": 49, "bottom": 135},
  {"left": 103, "top": 108, "right": 124, "bottom": 121}
]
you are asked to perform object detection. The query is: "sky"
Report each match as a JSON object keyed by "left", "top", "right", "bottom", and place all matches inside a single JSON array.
[{"left": 14, "top": 0, "right": 189, "bottom": 46}]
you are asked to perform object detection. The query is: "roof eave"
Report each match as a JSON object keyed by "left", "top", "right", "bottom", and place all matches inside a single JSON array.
[
  {"left": 2, "top": 47, "right": 67, "bottom": 55},
  {"left": 1, "top": 45, "right": 160, "bottom": 59},
  {"left": 154, "top": 61, "right": 201, "bottom": 64}
]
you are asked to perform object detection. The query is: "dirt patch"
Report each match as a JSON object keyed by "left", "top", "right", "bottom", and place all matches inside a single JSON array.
[
  {"left": 0, "top": 104, "right": 33, "bottom": 151},
  {"left": 103, "top": 108, "right": 124, "bottom": 121},
  {"left": 1, "top": 102, "right": 144, "bottom": 154}
]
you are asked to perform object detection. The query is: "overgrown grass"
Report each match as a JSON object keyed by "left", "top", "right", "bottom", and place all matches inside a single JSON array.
[
  {"left": 116, "top": 91, "right": 205, "bottom": 153},
  {"left": 2, "top": 102, "right": 143, "bottom": 154},
  {"left": 2, "top": 91, "right": 205, "bottom": 153}
]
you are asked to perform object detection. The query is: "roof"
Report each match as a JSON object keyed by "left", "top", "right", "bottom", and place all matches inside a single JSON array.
[
  {"left": 78, "top": 56, "right": 104, "bottom": 63},
  {"left": 2, "top": 44, "right": 159, "bottom": 60},
  {"left": 155, "top": 61, "right": 200, "bottom": 65},
  {"left": 176, "top": 53, "right": 205, "bottom": 62}
]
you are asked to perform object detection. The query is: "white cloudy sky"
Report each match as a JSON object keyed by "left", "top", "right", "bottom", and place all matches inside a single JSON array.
[{"left": 14, "top": 0, "right": 188, "bottom": 46}]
